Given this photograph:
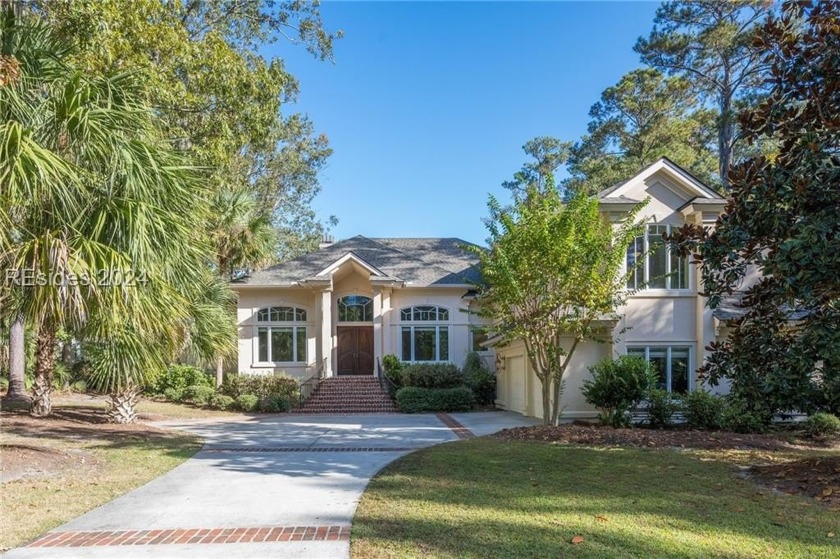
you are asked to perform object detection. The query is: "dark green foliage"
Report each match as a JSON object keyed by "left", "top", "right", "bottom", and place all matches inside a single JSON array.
[
  {"left": 221, "top": 373, "right": 298, "bottom": 400},
  {"left": 400, "top": 364, "right": 464, "bottom": 389},
  {"left": 395, "top": 387, "right": 476, "bottom": 413},
  {"left": 720, "top": 397, "right": 768, "bottom": 434},
  {"left": 582, "top": 356, "right": 655, "bottom": 428},
  {"left": 149, "top": 365, "right": 213, "bottom": 396},
  {"left": 463, "top": 352, "right": 496, "bottom": 406},
  {"left": 209, "top": 393, "right": 235, "bottom": 411},
  {"left": 681, "top": 390, "right": 724, "bottom": 431},
  {"left": 804, "top": 413, "right": 840, "bottom": 439},
  {"left": 646, "top": 389, "right": 679, "bottom": 429},
  {"left": 670, "top": 2, "right": 840, "bottom": 422},
  {"left": 236, "top": 394, "right": 260, "bottom": 412},
  {"left": 183, "top": 385, "right": 216, "bottom": 406},
  {"left": 163, "top": 387, "right": 184, "bottom": 402},
  {"left": 382, "top": 354, "right": 404, "bottom": 387},
  {"left": 0, "top": 377, "right": 8, "bottom": 391},
  {"left": 258, "top": 395, "right": 291, "bottom": 413}
]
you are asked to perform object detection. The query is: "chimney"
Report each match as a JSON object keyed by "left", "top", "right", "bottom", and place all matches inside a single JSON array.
[{"left": 318, "top": 234, "right": 335, "bottom": 249}]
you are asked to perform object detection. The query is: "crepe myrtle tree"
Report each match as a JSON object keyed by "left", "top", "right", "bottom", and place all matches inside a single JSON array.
[{"left": 469, "top": 151, "right": 646, "bottom": 425}]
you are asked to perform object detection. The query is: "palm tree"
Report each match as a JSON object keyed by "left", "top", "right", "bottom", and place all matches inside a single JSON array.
[{"left": 1, "top": 9, "right": 233, "bottom": 422}]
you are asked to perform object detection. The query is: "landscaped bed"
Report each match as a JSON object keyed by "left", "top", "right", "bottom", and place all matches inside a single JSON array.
[
  {"left": 0, "top": 397, "right": 207, "bottom": 551},
  {"left": 351, "top": 434, "right": 839, "bottom": 559}
]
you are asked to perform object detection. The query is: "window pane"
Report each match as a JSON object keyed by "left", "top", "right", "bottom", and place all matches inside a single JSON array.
[
  {"left": 296, "top": 328, "right": 307, "bottom": 362},
  {"left": 671, "top": 251, "right": 688, "bottom": 289},
  {"left": 438, "top": 308, "right": 449, "bottom": 321},
  {"left": 626, "top": 236, "right": 643, "bottom": 289},
  {"left": 401, "top": 327, "right": 412, "bottom": 360},
  {"left": 414, "top": 327, "right": 436, "bottom": 361},
  {"left": 296, "top": 308, "right": 307, "bottom": 321},
  {"left": 648, "top": 348, "right": 668, "bottom": 390},
  {"left": 439, "top": 327, "right": 449, "bottom": 361},
  {"left": 671, "top": 348, "right": 690, "bottom": 394},
  {"left": 401, "top": 308, "right": 412, "bottom": 321},
  {"left": 257, "top": 308, "right": 269, "bottom": 322},
  {"left": 471, "top": 330, "right": 488, "bottom": 352},
  {"left": 648, "top": 226, "right": 667, "bottom": 288},
  {"left": 258, "top": 327, "right": 269, "bottom": 361},
  {"left": 271, "top": 327, "right": 293, "bottom": 361},
  {"left": 627, "top": 347, "right": 646, "bottom": 358}
]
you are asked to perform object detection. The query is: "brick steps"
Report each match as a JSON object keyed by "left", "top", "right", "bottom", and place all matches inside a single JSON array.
[{"left": 296, "top": 376, "right": 397, "bottom": 414}]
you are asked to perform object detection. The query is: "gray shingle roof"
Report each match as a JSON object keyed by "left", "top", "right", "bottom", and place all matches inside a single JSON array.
[{"left": 234, "top": 236, "right": 483, "bottom": 287}]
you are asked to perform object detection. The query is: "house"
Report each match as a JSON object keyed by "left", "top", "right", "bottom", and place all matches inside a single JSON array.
[
  {"left": 231, "top": 237, "right": 489, "bottom": 381},
  {"left": 232, "top": 158, "right": 731, "bottom": 420},
  {"left": 493, "top": 158, "right": 729, "bottom": 420}
]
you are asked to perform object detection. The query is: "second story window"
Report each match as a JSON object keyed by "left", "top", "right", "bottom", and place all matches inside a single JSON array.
[{"left": 627, "top": 224, "right": 688, "bottom": 290}]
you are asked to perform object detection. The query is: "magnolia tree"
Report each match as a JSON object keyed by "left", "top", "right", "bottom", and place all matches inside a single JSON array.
[{"left": 470, "top": 149, "right": 645, "bottom": 425}]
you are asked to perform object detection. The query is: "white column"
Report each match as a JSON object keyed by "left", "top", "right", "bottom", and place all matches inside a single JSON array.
[
  {"left": 372, "top": 290, "right": 383, "bottom": 375},
  {"left": 321, "top": 289, "right": 333, "bottom": 377},
  {"left": 693, "top": 211, "right": 705, "bottom": 390},
  {"left": 382, "top": 289, "right": 392, "bottom": 357}
]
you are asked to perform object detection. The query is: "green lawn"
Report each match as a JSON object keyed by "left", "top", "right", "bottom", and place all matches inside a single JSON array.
[{"left": 351, "top": 439, "right": 839, "bottom": 559}]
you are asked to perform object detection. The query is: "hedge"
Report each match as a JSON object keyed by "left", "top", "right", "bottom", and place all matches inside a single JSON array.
[{"left": 395, "top": 386, "right": 476, "bottom": 413}]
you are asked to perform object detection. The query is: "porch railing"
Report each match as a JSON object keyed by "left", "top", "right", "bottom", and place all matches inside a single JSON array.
[
  {"left": 376, "top": 357, "right": 399, "bottom": 399},
  {"left": 298, "top": 358, "right": 326, "bottom": 408}
]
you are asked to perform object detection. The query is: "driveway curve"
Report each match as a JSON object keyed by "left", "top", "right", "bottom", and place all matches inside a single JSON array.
[{"left": 2, "top": 412, "right": 537, "bottom": 559}]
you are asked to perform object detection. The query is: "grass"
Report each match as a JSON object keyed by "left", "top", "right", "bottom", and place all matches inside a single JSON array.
[
  {"left": 351, "top": 439, "right": 840, "bottom": 559},
  {"left": 0, "top": 404, "right": 204, "bottom": 550},
  {"left": 44, "top": 392, "right": 240, "bottom": 420}
]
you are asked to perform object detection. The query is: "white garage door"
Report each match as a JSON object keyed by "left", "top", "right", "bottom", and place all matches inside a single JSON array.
[{"left": 505, "top": 355, "right": 526, "bottom": 413}]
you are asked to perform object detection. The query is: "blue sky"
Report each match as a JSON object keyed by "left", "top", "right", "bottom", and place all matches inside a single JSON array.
[{"left": 268, "top": 1, "right": 660, "bottom": 245}]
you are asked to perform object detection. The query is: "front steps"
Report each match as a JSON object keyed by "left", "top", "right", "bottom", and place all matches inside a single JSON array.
[{"left": 296, "top": 376, "right": 397, "bottom": 414}]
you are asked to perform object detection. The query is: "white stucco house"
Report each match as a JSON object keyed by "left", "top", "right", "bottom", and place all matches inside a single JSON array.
[
  {"left": 231, "top": 237, "right": 490, "bottom": 380},
  {"left": 232, "top": 157, "right": 732, "bottom": 420}
]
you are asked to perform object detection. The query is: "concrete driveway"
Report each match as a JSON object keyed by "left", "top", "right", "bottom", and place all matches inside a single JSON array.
[{"left": 3, "top": 411, "right": 537, "bottom": 559}]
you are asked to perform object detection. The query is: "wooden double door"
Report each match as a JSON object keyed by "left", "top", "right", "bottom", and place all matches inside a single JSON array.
[{"left": 337, "top": 326, "right": 374, "bottom": 375}]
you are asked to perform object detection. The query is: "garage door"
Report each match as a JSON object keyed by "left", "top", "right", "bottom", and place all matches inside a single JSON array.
[{"left": 505, "top": 355, "right": 526, "bottom": 413}]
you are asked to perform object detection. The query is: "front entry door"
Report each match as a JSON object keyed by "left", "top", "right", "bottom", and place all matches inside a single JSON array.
[{"left": 337, "top": 326, "right": 374, "bottom": 375}]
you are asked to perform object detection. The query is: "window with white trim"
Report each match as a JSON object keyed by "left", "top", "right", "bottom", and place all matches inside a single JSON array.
[
  {"left": 255, "top": 306, "right": 307, "bottom": 363},
  {"left": 470, "top": 329, "right": 489, "bottom": 353},
  {"left": 627, "top": 346, "right": 690, "bottom": 394},
  {"left": 627, "top": 224, "right": 689, "bottom": 290},
  {"left": 400, "top": 306, "right": 449, "bottom": 362},
  {"left": 338, "top": 295, "right": 373, "bottom": 322}
]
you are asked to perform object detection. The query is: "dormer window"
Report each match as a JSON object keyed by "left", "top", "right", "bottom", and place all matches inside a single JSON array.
[{"left": 627, "top": 224, "right": 689, "bottom": 290}]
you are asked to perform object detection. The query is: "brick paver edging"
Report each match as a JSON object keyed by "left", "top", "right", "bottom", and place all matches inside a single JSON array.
[
  {"left": 26, "top": 525, "right": 350, "bottom": 548},
  {"left": 202, "top": 446, "right": 417, "bottom": 453},
  {"left": 435, "top": 413, "right": 475, "bottom": 439}
]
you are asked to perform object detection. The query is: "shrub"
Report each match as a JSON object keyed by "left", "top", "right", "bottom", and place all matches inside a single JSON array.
[
  {"left": 720, "top": 397, "right": 769, "bottom": 433},
  {"left": 259, "top": 395, "right": 292, "bottom": 413},
  {"left": 682, "top": 390, "right": 724, "bottom": 430},
  {"left": 183, "top": 384, "right": 216, "bottom": 406},
  {"left": 0, "top": 377, "right": 8, "bottom": 391},
  {"left": 71, "top": 380, "right": 87, "bottom": 393},
  {"left": 463, "top": 352, "right": 496, "bottom": 406},
  {"left": 395, "top": 386, "right": 475, "bottom": 413},
  {"left": 382, "top": 354, "right": 404, "bottom": 387},
  {"left": 804, "top": 412, "right": 840, "bottom": 438},
  {"left": 401, "top": 363, "right": 463, "bottom": 389},
  {"left": 236, "top": 394, "right": 260, "bottom": 412},
  {"left": 646, "top": 389, "right": 678, "bottom": 428},
  {"left": 582, "top": 356, "right": 654, "bottom": 428},
  {"left": 163, "top": 387, "right": 184, "bottom": 402},
  {"left": 149, "top": 364, "right": 213, "bottom": 395},
  {"left": 221, "top": 373, "right": 298, "bottom": 400},
  {"left": 209, "top": 393, "right": 235, "bottom": 411}
]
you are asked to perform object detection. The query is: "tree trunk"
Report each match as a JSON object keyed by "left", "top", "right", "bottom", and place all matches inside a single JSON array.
[
  {"left": 5, "top": 315, "right": 29, "bottom": 403},
  {"left": 216, "top": 357, "right": 224, "bottom": 388},
  {"left": 30, "top": 326, "right": 56, "bottom": 417},
  {"left": 718, "top": 91, "right": 733, "bottom": 188},
  {"left": 106, "top": 386, "right": 140, "bottom": 424},
  {"left": 541, "top": 377, "right": 552, "bottom": 426}
]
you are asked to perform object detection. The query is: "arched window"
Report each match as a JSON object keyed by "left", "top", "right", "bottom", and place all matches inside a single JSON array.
[
  {"left": 400, "top": 305, "right": 449, "bottom": 362},
  {"left": 255, "top": 306, "right": 307, "bottom": 363},
  {"left": 338, "top": 295, "right": 373, "bottom": 322}
]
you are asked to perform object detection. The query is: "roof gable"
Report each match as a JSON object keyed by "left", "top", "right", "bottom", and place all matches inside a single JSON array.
[{"left": 598, "top": 158, "right": 723, "bottom": 202}]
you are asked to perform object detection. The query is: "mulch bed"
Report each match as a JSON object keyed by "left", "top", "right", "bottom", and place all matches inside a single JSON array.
[
  {"left": 749, "top": 456, "right": 840, "bottom": 508},
  {"left": 495, "top": 424, "right": 828, "bottom": 451}
]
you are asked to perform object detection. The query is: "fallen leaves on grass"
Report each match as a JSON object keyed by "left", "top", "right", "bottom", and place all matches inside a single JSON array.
[{"left": 750, "top": 456, "right": 840, "bottom": 506}]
